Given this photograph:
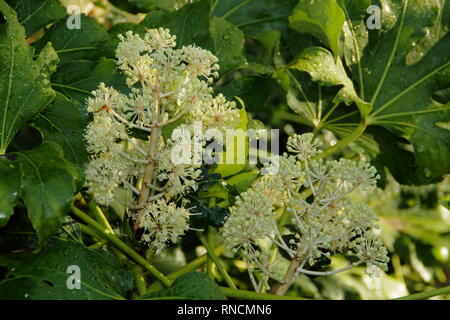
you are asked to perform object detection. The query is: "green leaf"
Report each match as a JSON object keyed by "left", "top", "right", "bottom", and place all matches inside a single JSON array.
[
  {"left": 34, "top": 14, "right": 112, "bottom": 64},
  {"left": 141, "top": 0, "right": 211, "bottom": 47},
  {"left": 411, "top": 105, "right": 450, "bottom": 183},
  {"left": 6, "top": 0, "right": 67, "bottom": 36},
  {"left": 15, "top": 142, "right": 81, "bottom": 245},
  {"left": 354, "top": 126, "right": 419, "bottom": 186},
  {"left": 217, "top": 75, "right": 275, "bottom": 114},
  {"left": 209, "top": 16, "right": 246, "bottom": 73},
  {"left": 0, "top": 1, "right": 58, "bottom": 154},
  {"left": 52, "top": 58, "right": 128, "bottom": 108},
  {"left": 211, "top": 107, "right": 248, "bottom": 178},
  {"left": 141, "top": 0, "right": 246, "bottom": 74},
  {"left": 289, "top": 0, "right": 345, "bottom": 58},
  {"left": 226, "top": 171, "right": 259, "bottom": 193},
  {"left": 140, "top": 271, "right": 226, "bottom": 300},
  {"left": 362, "top": 1, "right": 450, "bottom": 117},
  {"left": 33, "top": 93, "right": 89, "bottom": 166},
  {"left": 358, "top": 0, "right": 450, "bottom": 183},
  {"left": 337, "top": 0, "right": 370, "bottom": 98},
  {"left": 0, "top": 157, "right": 20, "bottom": 227},
  {"left": 289, "top": 46, "right": 371, "bottom": 116},
  {"left": 214, "top": 0, "right": 298, "bottom": 36},
  {"left": 0, "top": 240, "right": 133, "bottom": 300}
]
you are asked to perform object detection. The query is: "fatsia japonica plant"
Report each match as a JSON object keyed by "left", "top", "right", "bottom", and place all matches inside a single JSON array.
[
  {"left": 83, "top": 27, "right": 388, "bottom": 295},
  {"left": 0, "top": 0, "right": 449, "bottom": 301}
]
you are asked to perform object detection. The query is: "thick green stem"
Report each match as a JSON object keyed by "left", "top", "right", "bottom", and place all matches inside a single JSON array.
[
  {"left": 89, "top": 202, "right": 114, "bottom": 233},
  {"left": 220, "top": 287, "right": 309, "bottom": 300},
  {"left": 132, "top": 265, "right": 148, "bottom": 296},
  {"left": 70, "top": 205, "right": 171, "bottom": 287},
  {"left": 197, "top": 232, "right": 237, "bottom": 289},
  {"left": 394, "top": 286, "right": 450, "bottom": 300},
  {"left": 313, "top": 120, "right": 367, "bottom": 160}
]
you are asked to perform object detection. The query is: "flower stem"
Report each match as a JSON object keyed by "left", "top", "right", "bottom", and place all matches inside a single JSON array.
[
  {"left": 146, "top": 245, "right": 226, "bottom": 291},
  {"left": 394, "top": 286, "right": 450, "bottom": 300},
  {"left": 313, "top": 119, "right": 367, "bottom": 160},
  {"left": 197, "top": 232, "right": 237, "bottom": 289},
  {"left": 70, "top": 205, "right": 172, "bottom": 287},
  {"left": 132, "top": 265, "right": 148, "bottom": 296},
  {"left": 88, "top": 202, "right": 114, "bottom": 233},
  {"left": 296, "top": 263, "right": 360, "bottom": 276},
  {"left": 272, "top": 254, "right": 303, "bottom": 296}
]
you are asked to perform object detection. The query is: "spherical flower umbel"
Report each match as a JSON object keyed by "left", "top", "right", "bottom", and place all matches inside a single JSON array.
[{"left": 139, "top": 199, "right": 191, "bottom": 253}]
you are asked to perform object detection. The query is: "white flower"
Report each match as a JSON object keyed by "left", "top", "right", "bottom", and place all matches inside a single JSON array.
[
  {"left": 193, "top": 94, "right": 241, "bottom": 132},
  {"left": 144, "top": 28, "right": 176, "bottom": 50},
  {"left": 329, "top": 159, "right": 379, "bottom": 193},
  {"left": 85, "top": 113, "right": 127, "bottom": 154},
  {"left": 182, "top": 45, "right": 219, "bottom": 82},
  {"left": 287, "top": 133, "right": 323, "bottom": 163},
  {"left": 350, "top": 232, "right": 390, "bottom": 275},
  {"left": 139, "top": 199, "right": 191, "bottom": 252}
]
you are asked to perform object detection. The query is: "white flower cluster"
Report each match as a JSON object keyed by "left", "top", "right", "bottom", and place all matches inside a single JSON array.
[
  {"left": 84, "top": 28, "right": 242, "bottom": 252},
  {"left": 222, "top": 133, "right": 389, "bottom": 290}
]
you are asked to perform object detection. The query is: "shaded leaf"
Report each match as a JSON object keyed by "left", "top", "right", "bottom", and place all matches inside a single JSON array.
[
  {"left": 209, "top": 16, "right": 246, "bottom": 73},
  {"left": 411, "top": 105, "right": 450, "bottom": 183},
  {"left": 214, "top": 0, "right": 298, "bottom": 36},
  {"left": 0, "top": 240, "right": 133, "bottom": 300},
  {"left": 141, "top": 271, "right": 226, "bottom": 300},
  {"left": 34, "top": 14, "right": 112, "bottom": 64},
  {"left": 33, "top": 93, "right": 89, "bottom": 166},
  {"left": 16, "top": 142, "right": 81, "bottom": 245},
  {"left": 6, "top": 0, "right": 66, "bottom": 36},
  {"left": 0, "top": 157, "right": 20, "bottom": 227}
]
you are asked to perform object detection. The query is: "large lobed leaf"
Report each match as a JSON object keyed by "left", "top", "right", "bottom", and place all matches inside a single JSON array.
[
  {"left": 5, "top": 0, "right": 67, "bottom": 36},
  {"left": 0, "top": 240, "right": 133, "bottom": 300},
  {"left": 0, "top": 0, "right": 58, "bottom": 154},
  {"left": 352, "top": 0, "right": 450, "bottom": 184},
  {"left": 16, "top": 142, "right": 82, "bottom": 245},
  {"left": 287, "top": 0, "right": 450, "bottom": 185}
]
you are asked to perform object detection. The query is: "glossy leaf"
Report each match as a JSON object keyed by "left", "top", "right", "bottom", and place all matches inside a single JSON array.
[
  {"left": 358, "top": 0, "right": 450, "bottom": 183},
  {"left": 289, "top": 46, "right": 371, "bottom": 116},
  {"left": 209, "top": 16, "right": 246, "bottom": 73},
  {"left": 6, "top": 0, "right": 67, "bottom": 36},
  {"left": 16, "top": 142, "right": 81, "bottom": 245},
  {"left": 0, "top": 240, "right": 133, "bottom": 300},
  {"left": 0, "top": 1, "right": 58, "bottom": 154},
  {"left": 289, "top": 0, "right": 345, "bottom": 57}
]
